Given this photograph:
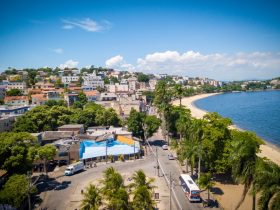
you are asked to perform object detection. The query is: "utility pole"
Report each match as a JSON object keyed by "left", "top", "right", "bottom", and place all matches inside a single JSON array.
[
  {"left": 156, "top": 147, "right": 159, "bottom": 176},
  {"left": 169, "top": 171, "right": 172, "bottom": 210}
]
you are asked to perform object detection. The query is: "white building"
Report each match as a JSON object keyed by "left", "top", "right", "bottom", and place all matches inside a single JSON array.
[
  {"left": 6, "top": 81, "right": 27, "bottom": 93},
  {"left": 82, "top": 73, "right": 104, "bottom": 89},
  {"left": 61, "top": 76, "right": 79, "bottom": 84}
]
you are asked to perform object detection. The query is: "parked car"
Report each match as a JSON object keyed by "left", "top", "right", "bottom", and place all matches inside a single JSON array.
[
  {"left": 168, "top": 154, "right": 175, "bottom": 160},
  {"left": 162, "top": 145, "right": 168, "bottom": 150}
]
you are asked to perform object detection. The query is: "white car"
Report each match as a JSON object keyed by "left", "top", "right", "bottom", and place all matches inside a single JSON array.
[
  {"left": 168, "top": 154, "right": 175, "bottom": 160},
  {"left": 162, "top": 145, "right": 168, "bottom": 150}
]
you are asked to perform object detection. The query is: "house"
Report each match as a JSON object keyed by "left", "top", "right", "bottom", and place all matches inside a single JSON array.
[
  {"left": 100, "top": 92, "right": 117, "bottom": 101},
  {"left": 64, "top": 93, "right": 78, "bottom": 106},
  {"left": 58, "top": 124, "right": 84, "bottom": 134},
  {"left": 84, "top": 90, "right": 100, "bottom": 102},
  {"left": 61, "top": 76, "right": 79, "bottom": 84},
  {"left": 6, "top": 81, "right": 27, "bottom": 94},
  {"left": 44, "top": 90, "right": 61, "bottom": 101},
  {"left": 42, "top": 131, "right": 74, "bottom": 145},
  {"left": 4, "top": 96, "right": 29, "bottom": 106},
  {"left": 31, "top": 94, "right": 47, "bottom": 105},
  {"left": 34, "top": 82, "right": 55, "bottom": 90},
  {"left": 82, "top": 73, "right": 104, "bottom": 89},
  {"left": 127, "top": 77, "right": 138, "bottom": 91}
]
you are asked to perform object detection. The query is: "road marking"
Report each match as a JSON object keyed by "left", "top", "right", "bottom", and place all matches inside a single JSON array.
[{"left": 147, "top": 141, "right": 183, "bottom": 210}]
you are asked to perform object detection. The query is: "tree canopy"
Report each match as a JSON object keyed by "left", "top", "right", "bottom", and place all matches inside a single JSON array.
[
  {"left": 6, "top": 88, "right": 23, "bottom": 96},
  {"left": 0, "top": 132, "right": 37, "bottom": 174}
]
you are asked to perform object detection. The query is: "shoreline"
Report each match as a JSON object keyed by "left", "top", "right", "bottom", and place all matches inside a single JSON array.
[{"left": 173, "top": 93, "right": 280, "bottom": 166}]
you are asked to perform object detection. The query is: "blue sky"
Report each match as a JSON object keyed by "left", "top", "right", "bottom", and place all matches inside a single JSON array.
[{"left": 0, "top": 0, "right": 280, "bottom": 80}]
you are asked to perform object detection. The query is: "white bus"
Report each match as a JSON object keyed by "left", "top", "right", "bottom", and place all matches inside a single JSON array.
[{"left": 179, "top": 174, "right": 201, "bottom": 202}]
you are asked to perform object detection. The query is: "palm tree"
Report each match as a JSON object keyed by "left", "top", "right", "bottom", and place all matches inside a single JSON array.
[
  {"left": 80, "top": 184, "right": 102, "bottom": 210},
  {"left": 188, "top": 119, "right": 204, "bottom": 178},
  {"left": 198, "top": 172, "right": 214, "bottom": 202},
  {"left": 153, "top": 80, "right": 172, "bottom": 143},
  {"left": 176, "top": 108, "right": 191, "bottom": 142},
  {"left": 129, "top": 169, "right": 156, "bottom": 190},
  {"left": 132, "top": 186, "right": 155, "bottom": 210},
  {"left": 107, "top": 187, "right": 130, "bottom": 210},
  {"left": 129, "top": 170, "right": 156, "bottom": 210},
  {"left": 254, "top": 159, "right": 280, "bottom": 210},
  {"left": 101, "top": 167, "right": 130, "bottom": 210},
  {"left": 174, "top": 83, "right": 184, "bottom": 108},
  {"left": 230, "top": 130, "right": 263, "bottom": 210}
]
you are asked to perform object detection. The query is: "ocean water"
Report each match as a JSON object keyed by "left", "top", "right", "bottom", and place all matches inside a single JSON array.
[{"left": 194, "top": 90, "right": 280, "bottom": 147}]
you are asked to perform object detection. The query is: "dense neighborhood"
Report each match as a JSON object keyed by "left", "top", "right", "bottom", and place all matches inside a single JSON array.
[{"left": 0, "top": 66, "right": 280, "bottom": 210}]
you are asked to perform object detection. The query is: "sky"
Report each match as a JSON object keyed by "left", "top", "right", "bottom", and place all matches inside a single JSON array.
[{"left": 0, "top": 0, "right": 280, "bottom": 80}]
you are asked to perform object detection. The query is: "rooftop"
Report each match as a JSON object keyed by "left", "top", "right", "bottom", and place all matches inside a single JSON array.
[{"left": 58, "top": 124, "right": 84, "bottom": 129}]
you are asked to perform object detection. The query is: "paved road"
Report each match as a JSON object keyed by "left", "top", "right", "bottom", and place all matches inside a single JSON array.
[
  {"left": 148, "top": 137, "right": 203, "bottom": 210},
  {"left": 38, "top": 153, "right": 173, "bottom": 210}
]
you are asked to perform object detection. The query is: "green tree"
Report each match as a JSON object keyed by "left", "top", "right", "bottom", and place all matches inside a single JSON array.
[
  {"left": 36, "top": 144, "right": 56, "bottom": 174},
  {"left": 45, "top": 100, "right": 66, "bottom": 107},
  {"left": 254, "top": 159, "right": 280, "bottom": 210},
  {"left": 175, "top": 108, "right": 192, "bottom": 141},
  {"left": 101, "top": 167, "right": 130, "bottom": 210},
  {"left": 173, "top": 84, "right": 184, "bottom": 107},
  {"left": 202, "top": 112, "right": 232, "bottom": 172},
  {"left": 0, "top": 132, "right": 36, "bottom": 174},
  {"left": 73, "top": 92, "right": 88, "bottom": 108},
  {"left": 143, "top": 115, "right": 161, "bottom": 140},
  {"left": 126, "top": 108, "right": 145, "bottom": 139},
  {"left": 137, "top": 73, "right": 149, "bottom": 83},
  {"left": 81, "top": 184, "right": 102, "bottom": 210},
  {"left": 126, "top": 109, "right": 161, "bottom": 141},
  {"left": 6, "top": 88, "right": 23, "bottom": 96},
  {"left": 230, "top": 130, "right": 263, "bottom": 210},
  {"left": 129, "top": 170, "right": 156, "bottom": 209},
  {"left": 0, "top": 174, "right": 37, "bottom": 209},
  {"left": 153, "top": 80, "right": 172, "bottom": 143},
  {"left": 198, "top": 172, "right": 214, "bottom": 202}
]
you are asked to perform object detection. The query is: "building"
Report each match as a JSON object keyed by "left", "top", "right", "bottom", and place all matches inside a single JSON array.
[
  {"left": 82, "top": 73, "right": 104, "bottom": 89},
  {"left": 6, "top": 81, "right": 27, "bottom": 93},
  {"left": 84, "top": 91, "right": 100, "bottom": 102},
  {"left": 42, "top": 131, "right": 74, "bottom": 145},
  {"left": 34, "top": 82, "right": 55, "bottom": 90},
  {"left": 64, "top": 93, "right": 78, "bottom": 106},
  {"left": 44, "top": 90, "right": 61, "bottom": 101},
  {"left": 100, "top": 92, "right": 117, "bottom": 101},
  {"left": 58, "top": 124, "right": 84, "bottom": 134},
  {"left": 4, "top": 96, "right": 29, "bottom": 106},
  {"left": 31, "top": 94, "right": 48, "bottom": 105},
  {"left": 61, "top": 76, "right": 79, "bottom": 84},
  {"left": 0, "top": 105, "right": 30, "bottom": 116}
]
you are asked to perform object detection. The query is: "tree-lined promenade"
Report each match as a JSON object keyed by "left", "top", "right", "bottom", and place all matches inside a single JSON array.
[{"left": 153, "top": 80, "right": 280, "bottom": 210}]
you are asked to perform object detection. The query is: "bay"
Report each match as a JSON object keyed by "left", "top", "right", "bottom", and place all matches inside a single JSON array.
[{"left": 194, "top": 90, "right": 280, "bottom": 147}]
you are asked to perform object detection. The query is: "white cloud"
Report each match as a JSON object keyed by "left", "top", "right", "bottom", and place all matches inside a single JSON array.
[
  {"left": 105, "top": 55, "right": 124, "bottom": 68},
  {"left": 59, "top": 59, "right": 79, "bottom": 69},
  {"left": 105, "top": 55, "right": 134, "bottom": 72},
  {"left": 52, "top": 48, "right": 63, "bottom": 54},
  {"left": 105, "top": 51, "right": 280, "bottom": 80},
  {"left": 62, "top": 18, "right": 111, "bottom": 32}
]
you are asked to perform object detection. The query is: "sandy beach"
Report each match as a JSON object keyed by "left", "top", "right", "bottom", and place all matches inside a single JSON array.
[
  {"left": 173, "top": 93, "right": 280, "bottom": 210},
  {"left": 173, "top": 93, "right": 280, "bottom": 166}
]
